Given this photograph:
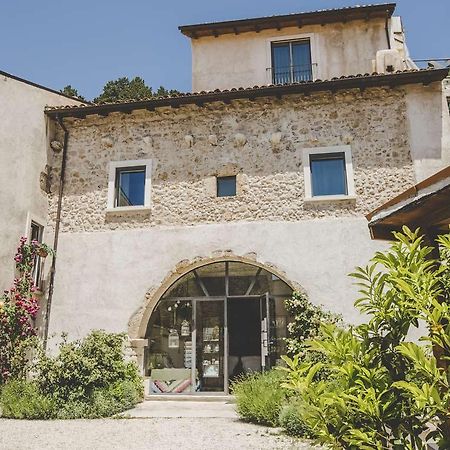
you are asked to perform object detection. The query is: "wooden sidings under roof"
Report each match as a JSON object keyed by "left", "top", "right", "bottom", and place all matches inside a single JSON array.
[
  {"left": 367, "top": 166, "right": 450, "bottom": 240},
  {"left": 178, "top": 4, "right": 396, "bottom": 39}
]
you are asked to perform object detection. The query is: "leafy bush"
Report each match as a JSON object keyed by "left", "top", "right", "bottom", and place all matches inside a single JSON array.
[
  {"left": 281, "top": 228, "right": 450, "bottom": 449},
  {"left": 36, "top": 330, "right": 142, "bottom": 406},
  {"left": 56, "top": 380, "right": 141, "bottom": 419},
  {"left": 285, "top": 292, "right": 342, "bottom": 359},
  {"left": 0, "top": 330, "right": 143, "bottom": 419},
  {"left": 0, "top": 379, "right": 55, "bottom": 419},
  {"left": 231, "top": 370, "right": 288, "bottom": 426},
  {"left": 279, "top": 398, "right": 313, "bottom": 438}
]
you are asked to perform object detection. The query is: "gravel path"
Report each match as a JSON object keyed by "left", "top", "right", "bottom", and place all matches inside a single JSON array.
[{"left": 0, "top": 417, "right": 318, "bottom": 450}]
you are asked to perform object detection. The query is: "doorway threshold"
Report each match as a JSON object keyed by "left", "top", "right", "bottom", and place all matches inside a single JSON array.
[{"left": 145, "top": 393, "right": 236, "bottom": 403}]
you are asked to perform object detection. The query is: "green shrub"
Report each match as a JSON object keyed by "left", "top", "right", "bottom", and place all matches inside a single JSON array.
[
  {"left": 285, "top": 292, "right": 342, "bottom": 359},
  {"left": 279, "top": 398, "right": 313, "bottom": 438},
  {"left": 0, "top": 379, "right": 55, "bottom": 419},
  {"left": 36, "top": 330, "right": 143, "bottom": 406},
  {"left": 231, "top": 370, "right": 287, "bottom": 426},
  {"left": 281, "top": 228, "right": 450, "bottom": 449},
  {"left": 0, "top": 330, "right": 143, "bottom": 420},
  {"left": 55, "top": 381, "right": 141, "bottom": 419}
]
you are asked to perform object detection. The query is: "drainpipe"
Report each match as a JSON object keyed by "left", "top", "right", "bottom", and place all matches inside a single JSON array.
[
  {"left": 385, "top": 16, "right": 391, "bottom": 50},
  {"left": 43, "top": 115, "right": 69, "bottom": 350}
]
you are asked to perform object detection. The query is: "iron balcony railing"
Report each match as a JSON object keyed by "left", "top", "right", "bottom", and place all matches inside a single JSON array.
[{"left": 266, "top": 64, "right": 316, "bottom": 85}]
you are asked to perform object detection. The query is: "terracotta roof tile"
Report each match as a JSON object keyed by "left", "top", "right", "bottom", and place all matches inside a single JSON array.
[{"left": 45, "top": 69, "right": 449, "bottom": 119}]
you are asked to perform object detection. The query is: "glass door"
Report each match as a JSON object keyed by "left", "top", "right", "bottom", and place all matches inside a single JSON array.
[
  {"left": 195, "top": 300, "right": 225, "bottom": 392},
  {"left": 260, "top": 293, "right": 276, "bottom": 371}
]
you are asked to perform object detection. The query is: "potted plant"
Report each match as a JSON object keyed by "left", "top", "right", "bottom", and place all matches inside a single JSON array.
[{"left": 37, "top": 243, "right": 53, "bottom": 258}]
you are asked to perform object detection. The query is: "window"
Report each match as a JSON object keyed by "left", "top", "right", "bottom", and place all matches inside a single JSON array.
[
  {"left": 303, "top": 145, "right": 355, "bottom": 201},
  {"left": 107, "top": 159, "right": 152, "bottom": 210},
  {"left": 116, "top": 167, "right": 146, "bottom": 207},
  {"left": 30, "top": 221, "right": 44, "bottom": 288},
  {"left": 271, "top": 40, "right": 312, "bottom": 84},
  {"left": 217, "top": 176, "right": 236, "bottom": 197},
  {"left": 310, "top": 153, "right": 347, "bottom": 196}
]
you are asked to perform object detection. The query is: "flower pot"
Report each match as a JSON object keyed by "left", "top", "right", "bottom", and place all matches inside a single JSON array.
[{"left": 37, "top": 248, "right": 48, "bottom": 258}]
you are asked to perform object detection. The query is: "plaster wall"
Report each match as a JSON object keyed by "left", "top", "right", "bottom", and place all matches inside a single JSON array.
[
  {"left": 0, "top": 75, "right": 80, "bottom": 292},
  {"left": 191, "top": 19, "right": 389, "bottom": 92},
  {"left": 47, "top": 218, "right": 389, "bottom": 342},
  {"left": 405, "top": 82, "right": 450, "bottom": 182}
]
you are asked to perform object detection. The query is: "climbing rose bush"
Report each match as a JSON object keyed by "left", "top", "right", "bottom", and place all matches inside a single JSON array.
[{"left": 0, "top": 237, "right": 49, "bottom": 384}]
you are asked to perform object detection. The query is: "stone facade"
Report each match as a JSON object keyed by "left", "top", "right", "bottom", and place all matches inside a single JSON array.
[{"left": 49, "top": 86, "right": 414, "bottom": 233}]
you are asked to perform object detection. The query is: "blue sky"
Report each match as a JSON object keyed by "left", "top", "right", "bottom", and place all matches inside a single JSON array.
[{"left": 0, "top": 1, "right": 448, "bottom": 100}]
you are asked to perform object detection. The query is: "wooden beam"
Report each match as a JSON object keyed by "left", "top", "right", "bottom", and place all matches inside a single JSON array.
[{"left": 194, "top": 271, "right": 210, "bottom": 297}]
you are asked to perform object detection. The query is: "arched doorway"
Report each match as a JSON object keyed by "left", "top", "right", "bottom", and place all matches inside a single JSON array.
[{"left": 144, "top": 260, "right": 293, "bottom": 395}]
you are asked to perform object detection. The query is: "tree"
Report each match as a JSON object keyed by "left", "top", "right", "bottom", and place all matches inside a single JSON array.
[
  {"left": 93, "top": 77, "right": 180, "bottom": 104},
  {"left": 281, "top": 227, "right": 450, "bottom": 449},
  {"left": 60, "top": 85, "right": 85, "bottom": 101}
]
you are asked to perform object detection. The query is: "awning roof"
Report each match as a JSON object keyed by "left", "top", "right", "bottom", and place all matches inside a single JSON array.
[
  {"left": 367, "top": 166, "right": 450, "bottom": 240},
  {"left": 179, "top": 4, "right": 396, "bottom": 39}
]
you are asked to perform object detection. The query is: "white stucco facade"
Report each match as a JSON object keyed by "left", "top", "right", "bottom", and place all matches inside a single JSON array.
[
  {"left": 0, "top": 73, "right": 80, "bottom": 293},
  {"left": 405, "top": 83, "right": 450, "bottom": 181},
  {"left": 48, "top": 218, "right": 388, "bottom": 342},
  {"left": 191, "top": 18, "right": 396, "bottom": 92}
]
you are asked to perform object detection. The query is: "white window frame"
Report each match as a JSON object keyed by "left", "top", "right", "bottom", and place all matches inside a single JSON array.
[
  {"left": 107, "top": 159, "right": 152, "bottom": 212},
  {"left": 25, "top": 212, "right": 47, "bottom": 292},
  {"left": 265, "top": 32, "right": 318, "bottom": 84},
  {"left": 303, "top": 145, "right": 356, "bottom": 202}
]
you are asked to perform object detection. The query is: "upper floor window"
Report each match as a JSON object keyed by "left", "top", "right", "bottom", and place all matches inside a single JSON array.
[
  {"left": 303, "top": 145, "right": 355, "bottom": 201},
  {"left": 271, "top": 39, "right": 312, "bottom": 84},
  {"left": 107, "top": 159, "right": 152, "bottom": 211}
]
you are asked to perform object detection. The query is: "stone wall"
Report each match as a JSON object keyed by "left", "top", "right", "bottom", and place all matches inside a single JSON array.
[{"left": 49, "top": 87, "right": 414, "bottom": 233}]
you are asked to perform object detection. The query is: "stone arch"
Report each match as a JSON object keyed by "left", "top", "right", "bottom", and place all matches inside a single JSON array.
[{"left": 128, "top": 250, "right": 303, "bottom": 341}]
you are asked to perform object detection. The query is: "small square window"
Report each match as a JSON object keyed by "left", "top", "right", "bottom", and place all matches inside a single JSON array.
[
  {"left": 115, "top": 166, "right": 146, "bottom": 207},
  {"left": 217, "top": 176, "right": 236, "bottom": 197},
  {"left": 310, "top": 153, "right": 347, "bottom": 197}
]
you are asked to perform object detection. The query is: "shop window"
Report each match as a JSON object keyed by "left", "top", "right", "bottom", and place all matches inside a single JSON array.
[
  {"left": 303, "top": 145, "right": 355, "bottom": 201},
  {"left": 217, "top": 176, "right": 236, "bottom": 197},
  {"left": 107, "top": 159, "right": 152, "bottom": 210}
]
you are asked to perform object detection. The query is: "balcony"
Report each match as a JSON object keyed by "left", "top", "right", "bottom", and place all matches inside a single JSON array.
[{"left": 266, "top": 64, "right": 316, "bottom": 85}]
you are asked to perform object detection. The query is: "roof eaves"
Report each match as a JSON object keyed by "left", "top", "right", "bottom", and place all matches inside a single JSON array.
[
  {"left": 179, "top": 3, "right": 396, "bottom": 38},
  {"left": 45, "top": 69, "right": 449, "bottom": 120},
  {"left": 366, "top": 165, "right": 450, "bottom": 222},
  {"left": 0, "top": 70, "right": 88, "bottom": 104}
]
